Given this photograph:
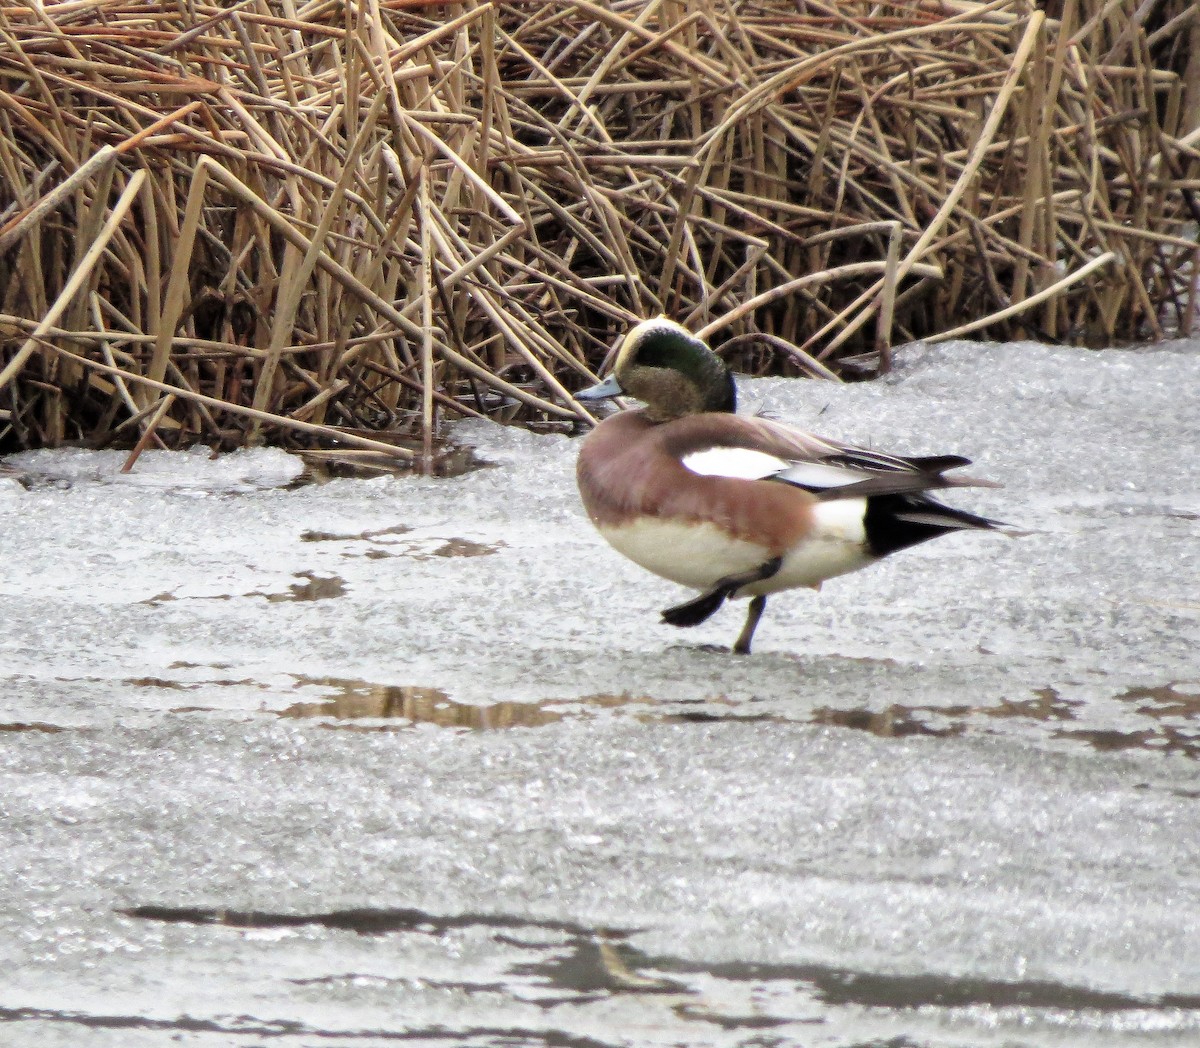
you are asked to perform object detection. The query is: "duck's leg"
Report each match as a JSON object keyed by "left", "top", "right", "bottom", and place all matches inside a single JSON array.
[
  {"left": 733, "top": 595, "right": 767, "bottom": 655},
  {"left": 660, "top": 557, "right": 781, "bottom": 629}
]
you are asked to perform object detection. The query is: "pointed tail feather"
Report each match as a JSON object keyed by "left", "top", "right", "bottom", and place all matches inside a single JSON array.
[
  {"left": 866, "top": 494, "right": 1008, "bottom": 557},
  {"left": 892, "top": 506, "right": 1006, "bottom": 532}
]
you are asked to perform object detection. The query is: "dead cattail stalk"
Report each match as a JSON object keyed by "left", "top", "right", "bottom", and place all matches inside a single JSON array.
[
  {"left": 0, "top": 169, "right": 146, "bottom": 392},
  {"left": 0, "top": 1, "right": 1196, "bottom": 453},
  {"left": 419, "top": 166, "right": 435, "bottom": 470},
  {"left": 120, "top": 392, "right": 176, "bottom": 472}
]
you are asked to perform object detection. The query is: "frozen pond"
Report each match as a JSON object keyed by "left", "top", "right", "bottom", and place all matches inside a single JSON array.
[{"left": 1, "top": 341, "right": 1198, "bottom": 1047}]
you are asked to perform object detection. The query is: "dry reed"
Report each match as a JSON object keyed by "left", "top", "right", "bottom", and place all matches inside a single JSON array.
[{"left": 0, "top": 0, "right": 1197, "bottom": 461}]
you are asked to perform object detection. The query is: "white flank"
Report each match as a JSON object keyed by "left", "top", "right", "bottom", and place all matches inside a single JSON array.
[
  {"left": 682, "top": 446, "right": 788, "bottom": 480},
  {"left": 809, "top": 498, "right": 868, "bottom": 545},
  {"left": 599, "top": 518, "right": 769, "bottom": 590},
  {"left": 748, "top": 499, "right": 869, "bottom": 592},
  {"left": 598, "top": 498, "right": 873, "bottom": 597}
]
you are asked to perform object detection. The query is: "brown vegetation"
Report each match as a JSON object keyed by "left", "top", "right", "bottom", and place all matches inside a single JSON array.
[{"left": 0, "top": 1, "right": 1197, "bottom": 462}]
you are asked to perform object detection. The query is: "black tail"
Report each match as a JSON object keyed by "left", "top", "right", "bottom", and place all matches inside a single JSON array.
[{"left": 864, "top": 493, "right": 1004, "bottom": 557}]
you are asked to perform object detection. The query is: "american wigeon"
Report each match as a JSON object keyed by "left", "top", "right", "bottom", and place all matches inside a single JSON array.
[{"left": 575, "top": 317, "right": 1005, "bottom": 654}]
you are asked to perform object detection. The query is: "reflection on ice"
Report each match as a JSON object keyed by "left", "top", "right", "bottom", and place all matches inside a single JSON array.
[
  {"left": 278, "top": 676, "right": 648, "bottom": 729},
  {"left": 301, "top": 524, "right": 412, "bottom": 542},
  {"left": 1119, "top": 681, "right": 1200, "bottom": 719},
  {"left": 0, "top": 721, "right": 65, "bottom": 734},
  {"left": 119, "top": 903, "right": 1200, "bottom": 1018},
  {"left": 266, "top": 572, "right": 346, "bottom": 602},
  {"left": 813, "top": 704, "right": 965, "bottom": 738},
  {"left": 139, "top": 572, "right": 347, "bottom": 605},
  {"left": 1053, "top": 682, "right": 1200, "bottom": 757},
  {"left": 812, "top": 688, "right": 1080, "bottom": 739},
  {"left": 273, "top": 674, "right": 1200, "bottom": 758}
]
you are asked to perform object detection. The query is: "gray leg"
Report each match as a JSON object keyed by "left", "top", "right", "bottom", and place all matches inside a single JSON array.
[{"left": 733, "top": 595, "right": 767, "bottom": 655}]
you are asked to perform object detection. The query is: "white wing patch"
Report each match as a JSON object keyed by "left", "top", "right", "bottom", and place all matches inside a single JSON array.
[
  {"left": 682, "top": 448, "right": 881, "bottom": 493},
  {"left": 682, "top": 446, "right": 788, "bottom": 480}
]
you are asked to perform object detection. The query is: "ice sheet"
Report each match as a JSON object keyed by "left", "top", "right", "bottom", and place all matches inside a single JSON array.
[{"left": 1, "top": 339, "right": 1198, "bottom": 1047}]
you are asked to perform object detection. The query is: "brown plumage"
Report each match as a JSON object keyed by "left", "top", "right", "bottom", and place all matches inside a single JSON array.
[{"left": 574, "top": 317, "right": 1007, "bottom": 653}]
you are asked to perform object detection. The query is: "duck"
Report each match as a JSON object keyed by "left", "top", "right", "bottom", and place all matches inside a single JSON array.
[{"left": 574, "top": 316, "right": 1006, "bottom": 654}]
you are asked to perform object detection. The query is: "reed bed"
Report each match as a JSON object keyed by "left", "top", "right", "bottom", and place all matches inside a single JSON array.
[{"left": 0, "top": 0, "right": 1197, "bottom": 461}]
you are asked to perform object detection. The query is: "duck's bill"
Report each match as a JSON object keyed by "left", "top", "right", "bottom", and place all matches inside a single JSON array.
[{"left": 574, "top": 374, "right": 624, "bottom": 401}]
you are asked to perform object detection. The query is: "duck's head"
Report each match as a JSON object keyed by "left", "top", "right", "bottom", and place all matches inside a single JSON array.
[{"left": 576, "top": 317, "right": 736, "bottom": 422}]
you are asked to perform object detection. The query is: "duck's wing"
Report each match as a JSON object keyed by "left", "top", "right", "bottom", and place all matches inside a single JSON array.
[{"left": 672, "top": 414, "right": 999, "bottom": 502}]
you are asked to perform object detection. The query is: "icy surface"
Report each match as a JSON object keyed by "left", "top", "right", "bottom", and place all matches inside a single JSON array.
[
  {"left": 6, "top": 444, "right": 305, "bottom": 492},
  {"left": 1, "top": 340, "right": 1199, "bottom": 1047}
]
